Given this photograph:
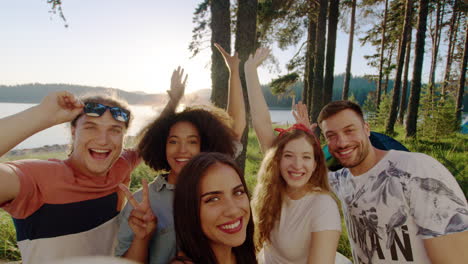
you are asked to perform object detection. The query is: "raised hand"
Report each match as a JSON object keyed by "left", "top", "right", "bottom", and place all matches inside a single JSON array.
[
  {"left": 244, "top": 47, "right": 270, "bottom": 70},
  {"left": 214, "top": 43, "right": 240, "bottom": 73},
  {"left": 0, "top": 91, "right": 84, "bottom": 158},
  {"left": 167, "top": 66, "right": 188, "bottom": 103},
  {"left": 292, "top": 101, "right": 317, "bottom": 132},
  {"left": 37, "top": 91, "right": 84, "bottom": 125},
  {"left": 119, "top": 179, "right": 157, "bottom": 240}
]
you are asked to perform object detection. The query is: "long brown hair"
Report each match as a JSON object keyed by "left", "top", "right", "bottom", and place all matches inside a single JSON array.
[
  {"left": 251, "top": 129, "right": 330, "bottom": 251},
  {"left": 173, "top": 152, "right": 257, "bottom": 264}
]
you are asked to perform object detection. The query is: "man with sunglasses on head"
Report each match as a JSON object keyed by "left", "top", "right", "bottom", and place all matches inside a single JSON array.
[{"left": 0, "top": 90, "right": 145, "bottom": 263}]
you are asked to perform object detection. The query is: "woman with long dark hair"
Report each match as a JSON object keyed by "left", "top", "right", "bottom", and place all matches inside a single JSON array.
[
  {"left": 172, "top": 152, "right": 256, "bottom": 264},
  {"left": 115, "top": 45, "right": 246, "bottom": 264}
]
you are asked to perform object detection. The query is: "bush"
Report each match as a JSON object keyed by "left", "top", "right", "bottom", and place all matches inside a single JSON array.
[
  {"left": 129, "top": 163, "right": 158, "bottom": 192},
  {"left": 419, "top": 87, "right": 458, "bottom": 141},
  {"left": 369, "top": 94, "right": 391, "bottom": 128},
  {"left": 0, "top": 210, "right": 20, "bottom": 261}
]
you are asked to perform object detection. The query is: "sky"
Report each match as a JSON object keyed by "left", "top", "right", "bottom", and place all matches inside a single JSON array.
[{"left": 1, "top": 0, "right": 384, "bottom": 95}]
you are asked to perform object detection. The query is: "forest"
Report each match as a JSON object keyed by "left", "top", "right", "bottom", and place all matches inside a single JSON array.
[
  {"left": 5, "top": 0, "right": 468, "bottom": 171},
  {"left": 185, "top": 0, "right": 468, "bottom": 168},
  {"left": 0, "top": 0, "right": 467, "bottom": 262}
]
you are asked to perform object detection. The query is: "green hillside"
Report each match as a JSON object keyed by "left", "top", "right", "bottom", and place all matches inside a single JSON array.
[{"left": 0, "top": 83, "right": 164, "bottom": 105}]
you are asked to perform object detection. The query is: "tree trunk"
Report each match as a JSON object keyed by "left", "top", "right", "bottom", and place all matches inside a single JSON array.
[
  {"left": 311, "top": 0, "right": 328, "bottom": 122},
  {"left": 455, "top": 21, "right": 467, "bottom": 130},
  {"left": 406, "top": 0, "right": 429, "bottom": 138},
  {"left": 234, "top": 0, "right": 258, "bottom": 170},
  {"left": 427, "top": 1, "right": 444, "bottom": 101},
  {"left": 398, "top": 27, "right": 413, "bottom": 125},
  {"left": 386, "top": 0, "right": 413, "bottom": 134},
  {"left": 304, "top": 6, "right": 317, "bottom": 112},
  {"left": 442, "top": 0, "right": 458, "bottom": 96},
  {"left": 377, "top": 0, "right": 389, "bottom": 108},
  {"left": 323, "top": 0, "right": 339, "bottom": 106},
  {"left": 384, "top": 46, "right": 394, "bottom": 95},
  {"left": 342, "top": 0, "right": 356, "bottom": 100},
  {"left": 210, "top": 0, "right": 231, "bottom": 108}
]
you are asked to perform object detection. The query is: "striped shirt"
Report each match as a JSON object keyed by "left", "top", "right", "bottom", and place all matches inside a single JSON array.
[{"left": 1, "top": 150, "right": 140, "bottom": 264}]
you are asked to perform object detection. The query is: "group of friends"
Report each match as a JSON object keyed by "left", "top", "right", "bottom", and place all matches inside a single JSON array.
[{"left": 0, "top": 45, "right": 467, "bottom": 264}]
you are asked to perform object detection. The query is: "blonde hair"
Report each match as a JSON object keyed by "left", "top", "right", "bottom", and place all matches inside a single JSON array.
[{"left": 251, "top": 129, "right": 331, "bottom": 251}]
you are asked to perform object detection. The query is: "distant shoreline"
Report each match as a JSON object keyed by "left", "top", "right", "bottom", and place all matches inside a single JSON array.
[{"left": 5, "top": 144, "right": 68, "bottom": 157}]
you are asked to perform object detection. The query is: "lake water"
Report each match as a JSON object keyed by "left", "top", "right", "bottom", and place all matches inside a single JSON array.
[{"left": 0, "top": 102, "right": 296, "bottom": 149}]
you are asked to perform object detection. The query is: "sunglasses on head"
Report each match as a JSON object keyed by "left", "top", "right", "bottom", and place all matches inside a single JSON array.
[{"left": 83, "top": 102, "right": 130, "bottom": 123}]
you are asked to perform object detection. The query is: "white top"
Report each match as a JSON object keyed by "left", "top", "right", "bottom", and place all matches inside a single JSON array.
[
  {"left": 329, "top": 150, "right": 468, "bottom": 263},
  {"left": 259, "top": 193, "right": 342, "bottom": 264}
]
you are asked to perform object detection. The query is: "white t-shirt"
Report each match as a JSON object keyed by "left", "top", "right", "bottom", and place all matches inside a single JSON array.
[
  {"left": 258, "top": 193, "right": 341, "bottom": 264},
  {"left": 329, "top": 150, "right": 468, "bottom": 263}
]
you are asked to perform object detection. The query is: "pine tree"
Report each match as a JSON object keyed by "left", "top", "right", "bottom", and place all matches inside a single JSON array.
[{"left": 406, "top": 0, "right": 430, "bottom": 138}]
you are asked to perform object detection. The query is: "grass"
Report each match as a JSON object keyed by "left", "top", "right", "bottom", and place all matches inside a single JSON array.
[
  {"left": 372, "top": 125, "right": 468, "bottom": 197},
  {"left": 0, "top": 152, "right": 68, "bottom": 163},
  {"left": 0, "top": 210, "right": 20, "bottom": 261},
  {"left": 1, "top": 125, "right": 466, "bottom": 262}
]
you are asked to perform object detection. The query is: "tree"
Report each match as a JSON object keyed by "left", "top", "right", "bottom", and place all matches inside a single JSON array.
[
  {"left": 427, "top": 0, "right": 446, "bottom": 101},
  {"left": 359, "top": 0, "right": 402, "bottom": 106},
  {"left": 419, "top": 85, "right": 457, "bottom": 140},
  {"left": 342, "top": 0, "right": 357, "bottom": 100},
  {"left": 323, "top": 0, "right": 340, "bottom": 105},
  {"left": 255, "top": 0, "right": 318, "bottom": 118},
  {"left": 47, "top": 0, "right": 68, "bottom": 27},
  {"left": 398, "top": 28, "right": 413, "bottom": 124},
  {"left": 442, "top": 0, "right": 460, "bottom": 96},
  {"left": 255, "top": 0, "right": 309, "bottom": 105},
  {"left": 376, "top": 0, "right": 390, "bottom": 107},
  {"left": 455, "top": 19, "right": 467, "bottom": 130},
  {"left": 234, "top": 0, "right": 258, "bottom": 169},
  {"left": 210, "top": 0, "right": 231, "bottom": 108},
  {"left": 406, "top": 0, "right": 429, "bottom": 138},
  {"left": 311, "top": 0, "right": 328, "bottom": 122},
  {"left": 383, "top": 45, "right": 396, "bottom": 95},
  {"left": 386, "top": 0, "right": 413, "bottom": 134},
  {"left": 189, "top": 0, "right": 256, "bottom": 169},
  {"left": 304, "top": 10, "right": 317, "bottom": 109},
  {"left": 359, "top": 0, "right": 404, "bottom": 105}
]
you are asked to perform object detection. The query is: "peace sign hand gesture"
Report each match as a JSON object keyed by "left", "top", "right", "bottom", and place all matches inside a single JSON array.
[{"left": 119, "top": 179, "right": 158, "bottom": 241}]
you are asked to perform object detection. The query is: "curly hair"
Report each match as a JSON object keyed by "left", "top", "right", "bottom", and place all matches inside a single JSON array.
[
  {"left": 137, "top": 107, "right": 237, "bottom": 172},
  {"left": 188, "top": 104, "right": 234, "bottom": 129},
  {"left": 173, "top": 152, "right": 257, "bottom": 264},
  {"left": 251, "top": 129, "right": 330, "bottom": 251}
]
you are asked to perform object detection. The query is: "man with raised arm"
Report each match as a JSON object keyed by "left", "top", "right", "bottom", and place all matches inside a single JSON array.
[
  {"left": 0, "top": 68, "right": 188, "bottom": 263},
  {"left": 314, "top": 100, "right": 468, "bottom": 263},
  {"left": 242, "top": 46, "right": 467, "bottom": 263}
]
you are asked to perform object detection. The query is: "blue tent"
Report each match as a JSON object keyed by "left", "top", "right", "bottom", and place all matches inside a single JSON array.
[
  {"left": 461, "top": 121, "right": 468, "bottom": 134},
  {"left": 323, "top": 131, "right": 409, "bottom": 171}
]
